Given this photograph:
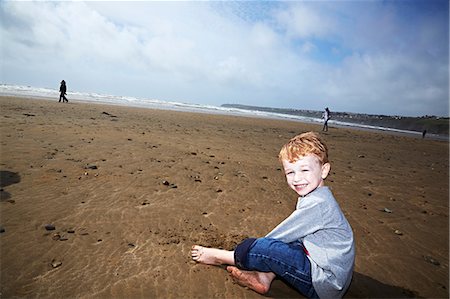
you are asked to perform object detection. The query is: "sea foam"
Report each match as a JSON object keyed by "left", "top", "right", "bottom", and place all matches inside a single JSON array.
[{"left": 0, "top": 84, "right": 427, "bottom": 137}]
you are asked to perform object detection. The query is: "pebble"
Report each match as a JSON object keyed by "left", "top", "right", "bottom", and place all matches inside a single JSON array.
[
  {"left": 394, "top": 230, "right": 403, "bottom": 235},
  {"left": 161, "top": 180, "right": 177, "bottom": 188},
  {"left": 423, "top": 255, "right": 440, "bottom": 266},
  {"left": 86, "top": 165, "right": 98, "bottom": 170},
  {"left": 51, "top": 260, "right": 62, "bottom": 268},
  {"left": 45, "top": 224, "right": 56, "bottom": 231},
  {"left": 382, "top": 208, "right": 392, "bottom": 213}
]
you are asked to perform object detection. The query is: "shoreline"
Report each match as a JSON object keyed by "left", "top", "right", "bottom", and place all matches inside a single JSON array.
[
  {"left": 1, "top": 96, "right": 448, "bottom": 298},
  {"left": 223, "top": 104, "right": 449, "bottom": 139},
  {"left": 1, "top": 94, "right": 448, "bottom": 141}
]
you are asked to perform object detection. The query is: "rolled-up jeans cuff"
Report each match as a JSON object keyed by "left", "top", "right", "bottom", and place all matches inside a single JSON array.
[{"left": 234, "top": 238, "right": 257, "bottom": 269}]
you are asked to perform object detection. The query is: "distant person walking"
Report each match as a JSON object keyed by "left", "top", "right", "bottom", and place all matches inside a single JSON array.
[
  {"left": 59, "top": 80, "right": 68, "bottom": 103},
  {"left": 422, "top": 129, "right": 427, "bottom": 139},
  {"left": 322, "top": 107, "right": 331, "bottom": 132}
]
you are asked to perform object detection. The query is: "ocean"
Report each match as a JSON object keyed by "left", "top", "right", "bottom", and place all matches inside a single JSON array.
[{"left": 0, "top": 84, "right": 436, "bottom": 138}]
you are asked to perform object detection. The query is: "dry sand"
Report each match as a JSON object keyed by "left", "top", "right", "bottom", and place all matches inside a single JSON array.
[{"left": 0, "top": 96, "right": 448, "bottom": 298}]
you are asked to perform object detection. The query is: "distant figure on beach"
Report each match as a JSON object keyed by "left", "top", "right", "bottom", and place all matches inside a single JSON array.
[
  {"left": 59, "top": 80, "right": 68, "bottom": 103},
  {"left": 422, "top": 129, "right": 427, "bottom": 139},
  {"left": 322, "top": 107, "right": 330, "bottom": 132},
  {"left": 191, "top": 132, "right": 355, "bottom": 298}
]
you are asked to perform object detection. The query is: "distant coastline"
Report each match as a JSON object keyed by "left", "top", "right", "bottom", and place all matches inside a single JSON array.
[
  {"left": 222, "top": 104, "right": 449, "bottom": 137},
  {"left": 1, "top": 84, "right": 448, "bottom": 139}
]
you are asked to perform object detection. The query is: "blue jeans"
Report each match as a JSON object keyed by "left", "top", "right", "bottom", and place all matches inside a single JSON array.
[{"left": 234, "top": 237, "right": 318, "bottom": 298}]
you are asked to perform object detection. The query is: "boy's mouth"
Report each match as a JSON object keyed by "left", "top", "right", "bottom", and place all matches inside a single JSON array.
[{"left": 294, "top": 184, "right": 308, "bottom": 191}]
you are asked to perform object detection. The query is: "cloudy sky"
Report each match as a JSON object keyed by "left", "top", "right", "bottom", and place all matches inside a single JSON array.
[{"left": 1, "top": 1, "right": 448, "bottom": 117}]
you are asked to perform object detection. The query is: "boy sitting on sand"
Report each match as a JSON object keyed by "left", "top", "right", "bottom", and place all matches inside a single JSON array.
[{"left": 191, "top": 132, "right": 355, "bottom": 298}]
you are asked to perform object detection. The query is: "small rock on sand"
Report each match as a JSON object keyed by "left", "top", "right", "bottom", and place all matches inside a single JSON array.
[
  {"left": 162, "top": 180, "right": 177, "bottom": 188},
  {"left": 423, "top": 255, "right": 440, "bottom": 266},
  {"left": 45, "top": 224, "right": 56, "bottom": 231},
  {"left": 382, "top": 207, "right": 393, "bottom": 213},
  {"left": 51, "top": 260, "right": 62, "bottom": 268}
]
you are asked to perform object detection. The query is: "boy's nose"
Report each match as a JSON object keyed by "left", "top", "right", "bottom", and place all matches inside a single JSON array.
[{"left": 293, "top": 172, "right": 303, "bottom": 182}]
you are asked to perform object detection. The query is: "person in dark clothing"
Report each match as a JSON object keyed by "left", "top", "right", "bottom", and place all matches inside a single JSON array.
[{"left": 59, "top": 80, "right": 68, "bottom": 103}]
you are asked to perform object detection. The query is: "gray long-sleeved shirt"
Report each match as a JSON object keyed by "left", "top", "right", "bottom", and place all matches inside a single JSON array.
[{"left": 265, "top": 186, "right": 355, "bottom": 299}]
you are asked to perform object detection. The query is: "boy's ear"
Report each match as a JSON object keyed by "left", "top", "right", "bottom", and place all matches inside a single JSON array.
[{"left": 321, "top": 162, "right": 331, "bottom": 179}]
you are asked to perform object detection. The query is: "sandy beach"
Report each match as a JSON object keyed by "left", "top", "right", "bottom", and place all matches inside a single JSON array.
[{"left": 0, "top": 96, "right": 448, "bottom": 298}]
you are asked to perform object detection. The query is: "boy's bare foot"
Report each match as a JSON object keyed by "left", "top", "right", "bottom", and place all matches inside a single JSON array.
[
  {"left": 226, "top": 266, "right": 274, "bottom": 294},
  {"left": 191, "top": 245, "right": 234, "bottom": 265}
]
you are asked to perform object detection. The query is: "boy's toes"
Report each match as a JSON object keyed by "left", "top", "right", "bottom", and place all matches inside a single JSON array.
[{"left": 191, "top": 245, "right": 204, "bottom": 261}]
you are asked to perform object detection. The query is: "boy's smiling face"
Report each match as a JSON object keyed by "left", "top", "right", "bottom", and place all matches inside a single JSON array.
[{"left": 282, "top": 154, "right": 330, "bottom": 197}]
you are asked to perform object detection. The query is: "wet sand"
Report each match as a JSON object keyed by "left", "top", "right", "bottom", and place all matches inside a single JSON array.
[{"left": 0, "top": 96, "right": 448, "bottom": 298}]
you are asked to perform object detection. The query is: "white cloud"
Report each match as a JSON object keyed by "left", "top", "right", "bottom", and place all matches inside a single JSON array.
[
  {"left": 249, "top": 22, "right": 279, "bottom": 48},
  {"left": 274, "top": 3, "right": 335, "bottom": 39},
  {"left": 300, "top": 41, "right": 316, "bottom": 54}
]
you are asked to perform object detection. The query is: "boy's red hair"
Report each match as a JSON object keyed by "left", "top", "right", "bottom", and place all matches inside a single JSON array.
[{"left": 279, "top": 132, "right": 329, "bottom": 164}]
